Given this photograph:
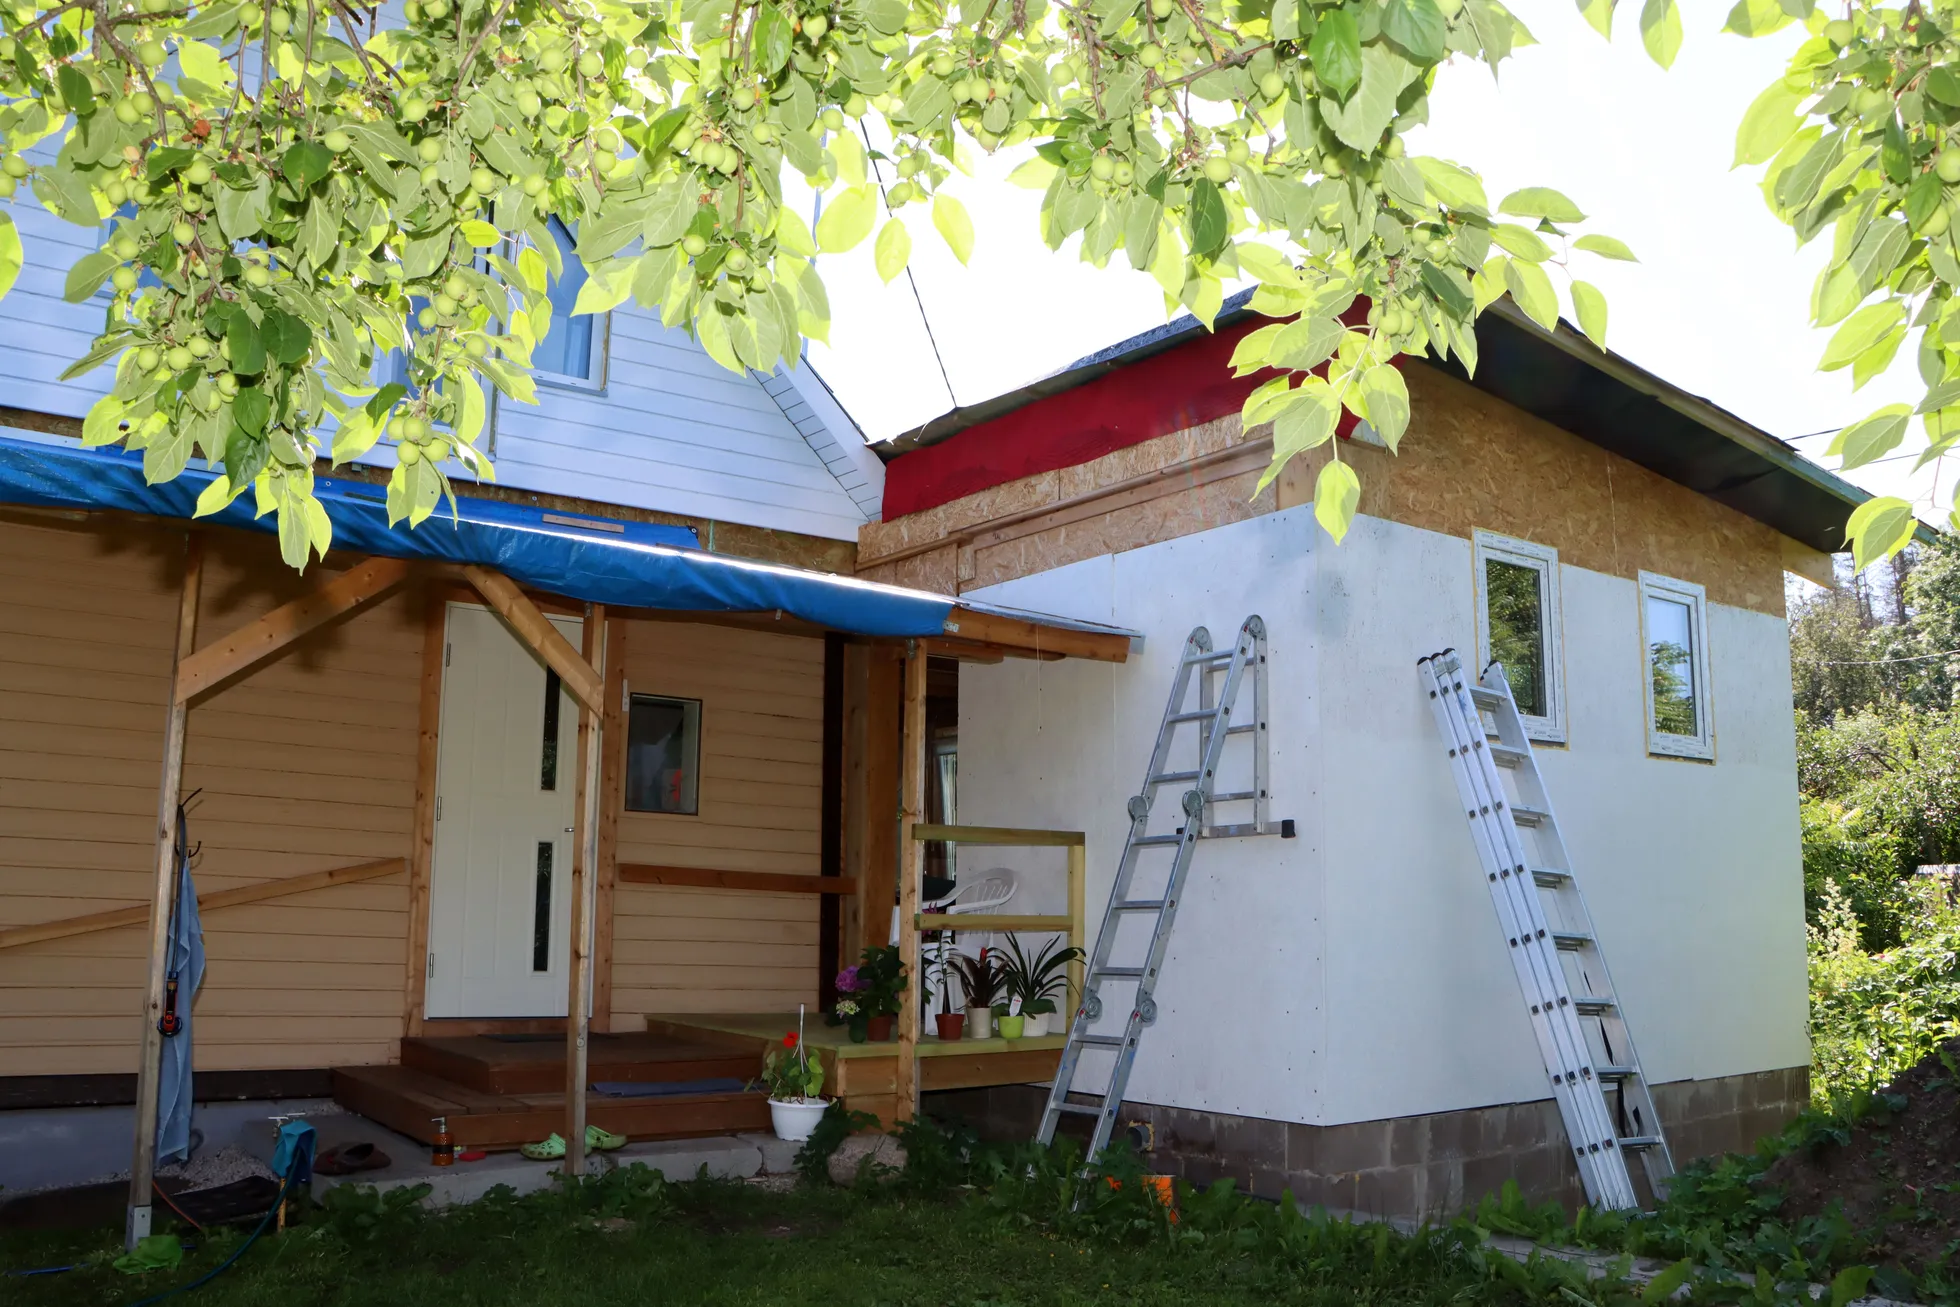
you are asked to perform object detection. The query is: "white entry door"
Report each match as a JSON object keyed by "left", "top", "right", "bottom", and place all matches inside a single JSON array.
[{"left": 425, "top": 603, "right": 582, "bottom": 1018}]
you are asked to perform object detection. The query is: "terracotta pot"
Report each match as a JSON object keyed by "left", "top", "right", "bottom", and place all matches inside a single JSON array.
[
  {"left": 866, "top": 1013, "right": 895, "bottom": 1041},
  {"left": 934, "top": 1011, "right": 966, "bottom": 1041}
]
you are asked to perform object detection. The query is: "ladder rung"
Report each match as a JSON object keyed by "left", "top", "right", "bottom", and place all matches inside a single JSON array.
[
  {"left": 1150, "top": 770, "right": 1200, "bottom": 785},
  {"left": 1573, "top": 997, "right": 1615, "bottom": 1016},
  {"left": 1470, "top": 687, "right": 1503, "bottom": 708},
  {"left": 1113, "top": 898, "right": 1167, "bottom": 911},
  {"left": 1211, "top": 790, "right": 1257, "bottom": 803},
  {"left": 1553, "top": 931, "right": 1592, "bottom": 951},
  {"left": 1596, "top": 1065, "right": 1635, "bottom": 1082},
  {"left": 1054, "top": 1102, "right": 1103, "bottom": 1115},
  {"left": 1094, "top": 967, "right": 1147, "bottom": 979},
  {"left": 1532, "top": 868, "right": 1571, "bottom": 888},
  {"left": 1133, "top": 835, "right": 1183, "bottom": 847},
  {"left": 1511, "top": 805, "right": 1550, "bottom": 827},
  {"left": 1167, "top": 710, "right": 1218, "bottom": 724},
  {"left": 1226, "top": 723, "right": 1255, "bottom": 735},
  {"left": 1618, "top": 1135, "right": 1662, "bottom": 1151},
  {"left": 1184, "top": 651, "right": 1235, "bottom": 666},
  {"left": 1074, "top": 1034, "right": 1127, "bottom": 1047},
  {"left": 1489, "top": 744, "right": 1528, "bottom": 768}
]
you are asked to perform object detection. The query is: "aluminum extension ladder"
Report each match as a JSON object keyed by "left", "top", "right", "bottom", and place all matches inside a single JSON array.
[
  {"left": 1037, "top": 616, "right": 1289, "bottom": 1164},
  {"left": 1418, "top": 649, "right": 1675, "bottom": 1210}
]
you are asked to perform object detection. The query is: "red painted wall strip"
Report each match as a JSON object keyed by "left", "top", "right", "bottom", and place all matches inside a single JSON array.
[{"left": 884, "top": 317, "right": 1276, "bottom": 520}]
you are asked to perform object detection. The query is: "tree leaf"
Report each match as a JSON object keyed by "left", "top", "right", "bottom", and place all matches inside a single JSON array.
[
  {"left": 753, "top": 3, "right": 793, "bottom": 76},
  {"left": 232, "top": 387, "right": 271, "bottom": 436},
  {"left": 460, "top": 219, "right": 502, "bottom": 247},
  {"left": 1571, "top": 280, "right": 1608, "bottom": 349},
  {"left": 281, "top": 140, "right": 334, "bottom": 190},
  {"left": 1575, "top": 0, "right": 1615, "bottom": 38},
  {"left": 1504, "top": 258, "right": 1559, "bottom": 330},
  {"left": 1358, "top": 365, "right": 1409, "bottom": 451},
  {"left": 177, "top": 37, "right": 234, "bottom": 89},
  {"left": 1490, "top": 223, "right": 1551, "bottom": 261},
  {"left": 1573, "top": 233, "right": 1637, "bottom": 261},
  {"left": 58, "top": 64, "right": 94, "bottom": 116},
  {"left": 1828, "top": 404, "right": 1910, "bottom": 469},
  {"left": 1639, "top": 0, "right": 1681, "bottom": 68},
  {"left": 829, "top": 130, "right": 867, "bottom": 189},
  {"left": 933, "top": 193, "right": 975, "bottom": 265},
  {"left": 1413, "top": 157, "right": 1489, "bottom": 214},
  {"left": 82, "top": 393, "right": 126, "bottom": 446},
  {"left": 261, "top": 309, "right": 314, "bottom": 365},
  {"left": 1498, "top": 187, "right": 1586, "bottom": 223},
  {"left": 193, "top": 474, "right": 242, "bottom": 518},
  {"left": 1313, "top": 459, "right": 1361, "bottom": 543},
  {"left": 1186, "top": 180, "right": 1228, "bottom": 259},
  {"left": 228, "top": 312, "right": 267, "bottom": 376},
  {"left": 63, "top": 249, "right": 119, "bottom": 302},
  {"left": 1323, "top": 44, "right": 1417, "bottom": 152},
  {"left": 1845, "top": 496, "right": 1917, "bottom": 569},
  {"left": 1723, "top": 0, "right": 1793, "bottom": 34},
  {"left": 816, "top": 185, "right": 878, "bottom": 253},
  {"left": 0, "top": 213, "right": 20, "bottom": 302},
  {"left": 1381, "top": 0, "right": 1446, "bottom": 60},
  {"left": 1820, "top": 301, "right": 1905, "bottom": 371},
  {"left": 1734, "top": 78, "right": 1806, "bottom": 167},
  {"left": 874, "top": 217, "right": 911, "bottom": 283},
  {"left": 1307, "top": 9, "right": 1362, "bottom": 100}
]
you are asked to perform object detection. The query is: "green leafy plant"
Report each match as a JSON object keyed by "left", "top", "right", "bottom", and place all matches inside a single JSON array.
[
  {"left": 949, "top": 947, "right": 1006, "bottom": 1013},
  {"left": 793, "top": 1100, "right": 881, "bottom": 1184},
  {"left": 315, "top": 1180, "right": 434, "bottom": 1241},
  {"left": 997, "top": 934, "right": 1082, "bottom": 1017},
  {"left": 829, "top": 944, "right": 907, "bottom": 1040},
  {"left": 758, "top": 1028, "right": 825, "bottom": 1100}
]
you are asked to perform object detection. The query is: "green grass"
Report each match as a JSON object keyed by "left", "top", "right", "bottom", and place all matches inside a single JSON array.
[{"left": 4, "top": 1174, "right": 1499, "bottom": 1307}]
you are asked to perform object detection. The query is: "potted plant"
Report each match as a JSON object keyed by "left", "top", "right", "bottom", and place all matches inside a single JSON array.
[
  {"left": 932, "top": 946, "right": 965, "bottom": 1041},
  {"left": 1001, "top": 935, "right": 1083, "bottom": 1038},
  {"left": 951, "top": 949, "right": 1005, "bottom": 1040},
  {"left": 759, "top": 1028, "right": 827, "bottom": 1142},
  {"left": 829, "top": 945, "right": 908, "bottom": 1042}
]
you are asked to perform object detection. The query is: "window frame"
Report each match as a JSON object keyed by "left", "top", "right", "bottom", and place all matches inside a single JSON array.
[
  {"left": 623, "top": 691, "right": 704, "bottom": 816},
  {"left": 1638, "top": 571, "right": 1715, "bottom": 761},
  {"left": 511, "top": 219, "right": 611, "bottom": 396},
  {"left": 1472, "top": 529, "right": 1567, "bottom": 745}
]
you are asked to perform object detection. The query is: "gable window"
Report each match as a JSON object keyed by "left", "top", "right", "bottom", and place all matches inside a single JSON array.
[
  {"left": 625, "top": 693, "right": 701, "bottom": 815},
  {"left": 1639, "top": 572, "right": 1714, "bottom": 760},
  {"left": 527, "top": 217, "right": 607, "bottom": 390},
  {"left": 1473, "top": 530, "right": 1566, "bottom": 744}
]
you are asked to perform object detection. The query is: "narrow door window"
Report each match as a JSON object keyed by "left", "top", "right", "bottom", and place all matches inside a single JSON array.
[
  {"left": 540, "top": 668, "right": 561, "bottom": 790},
  {"left": 1639, "top": 573, "right": 1714, "bottom": 760},
  {"left": 1473, "top": 530, "right": 1566, "bottom": 743},
  {"left": 532, "top": 842, "right": 553, "bottom": 972}
]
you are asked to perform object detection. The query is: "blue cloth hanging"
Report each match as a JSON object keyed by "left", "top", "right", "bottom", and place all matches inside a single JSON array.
[{"left": 154, "top": 813, "right": 204, "bottom": 1166}]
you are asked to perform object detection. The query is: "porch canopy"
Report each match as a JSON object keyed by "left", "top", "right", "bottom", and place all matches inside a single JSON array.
[
  {"left": 0, "top": 429, "right": 1134, "bottom": 1245},
  {"left": 0, "top": 431, "right": 1138, "bottom": 655}
]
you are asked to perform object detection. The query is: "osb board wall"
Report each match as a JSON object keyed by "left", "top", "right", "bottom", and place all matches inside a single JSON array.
[
  {"left": 858, "top": 365, "right": 1795, "bottom": 618},
  {"left": 0, "top": 516, "right": 419, "bottom": 1076},
  {"left": 1271, "top": 365, "right": 1790, "bottom": 617},
  {"left": 610, "top": 619, "right": 823, "bottom": 1017}
]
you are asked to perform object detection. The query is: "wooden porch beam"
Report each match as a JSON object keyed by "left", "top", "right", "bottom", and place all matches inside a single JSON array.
[
  {"left": 619, "top": 864, "right": 857, "bottom": 895},
  {"left": 894, "top": 642, "right": 928, "bottom": 1123},
  {"left": 175, "top": 556, "right": 413, "bottom": 704},
  {"left": 564, "top": 605, "right": 608, "bottom": 1180},
  {"left": 461, "top": 565, "right": 605, "bottom": 714},
  {"left": 940, "top": 608, "right": 1132, "bottom": 663},
  {"left": 128, "top": 534, "right": 202, "bottom": 1252}
]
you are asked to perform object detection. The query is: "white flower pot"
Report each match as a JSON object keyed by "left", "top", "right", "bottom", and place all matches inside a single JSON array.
[
  {"left": 965, "top": 1006, "right": 994, "bottom": 1040},
  {"left": 1023, "top": 1011, "right": 1051, "bottom": 1037},
  {"left": 769, "top": 1097, "right": 830, "bottom": 1142}
]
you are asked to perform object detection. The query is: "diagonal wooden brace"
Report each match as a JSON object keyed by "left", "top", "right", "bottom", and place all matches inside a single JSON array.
[
  {"left": 175, "top": 556, "right": 414, "bottom": 704},
  {"left": 461, "top": 564, "right": 605, "bottom": 715}
]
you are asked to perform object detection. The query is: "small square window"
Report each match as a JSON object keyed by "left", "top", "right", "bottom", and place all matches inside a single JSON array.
[
  {"left": 1639, "top": 572, "right": 1714, "bottom": 760},
  {"left": 625, "top": 694, "right": 701, "bottom": 815},
  {"left": 1473, "top": 530, "right": 1566, "bottom": 744}
]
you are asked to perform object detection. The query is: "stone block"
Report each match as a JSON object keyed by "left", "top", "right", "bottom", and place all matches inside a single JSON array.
[
  {"left": 1213, "top": 1113, "right": 1286, "bottom": 1168},
  {"left": 1284, "top": 1121, "right": 1320, "bottom": 1174},
  {"left": 1352, "top": 1166, "right": 1419, "bottom": 1219},
  {"left": 1316, "top": 1119, "right": 1392, "bottom": 1174},
  {"left": 1388, "top": 1114, "right": 1430, "bottom": 1167}
]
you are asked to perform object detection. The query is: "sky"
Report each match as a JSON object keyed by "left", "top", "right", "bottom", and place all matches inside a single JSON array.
[{"left": 798, "top": 0, "right": 1950, "bottom": 524}]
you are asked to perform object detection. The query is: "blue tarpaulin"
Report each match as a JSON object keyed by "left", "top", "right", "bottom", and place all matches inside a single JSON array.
[{"left": 0, "top": 432, "right": 969, "bottom": 638}]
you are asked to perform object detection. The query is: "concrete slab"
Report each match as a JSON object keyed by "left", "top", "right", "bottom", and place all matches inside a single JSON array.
[
  {"left": 308, "top": 1131, "right": 767, "bottom": 1207},
  {"left": 739, "top": 1131, "right": 802, "bottom": 1175}
]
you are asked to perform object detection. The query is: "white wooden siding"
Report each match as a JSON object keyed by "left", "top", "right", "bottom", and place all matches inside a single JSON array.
[{"left": 0, "top": 185, "right": 877, "bottom": 541}]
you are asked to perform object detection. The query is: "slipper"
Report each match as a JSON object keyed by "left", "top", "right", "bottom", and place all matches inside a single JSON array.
[
  {"left": 586, "top": 1124, "right": 626, "bottom": 1152},
  {"left": 314, "top": 1143, "right": 391, "bottom": 1176},
  {"left": 521, "top": 1133, "right": 566, "bottom": 1161}
]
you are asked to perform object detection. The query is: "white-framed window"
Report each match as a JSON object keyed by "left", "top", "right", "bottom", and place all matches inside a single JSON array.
[
  {"left": 624, "top": 693, "right": 702, "bottom": 815},
  {"left": 1473, "top": 529, "right": 1566, "bottom": 744},
  {"left": 525, "top": 217, "right": 609, "bottom": 392},
  {"left": 1639, "top": 572, "right": 1714, "bottom": 761}
]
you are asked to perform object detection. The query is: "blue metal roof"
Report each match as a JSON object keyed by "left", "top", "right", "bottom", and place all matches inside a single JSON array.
[{"left": 0, "top": 432, "right": 977, "bottom": 638}]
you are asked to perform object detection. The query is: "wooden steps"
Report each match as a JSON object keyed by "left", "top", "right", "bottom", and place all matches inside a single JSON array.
[{"left": 331, "top": 1029, "right": 770, "bottom": 1149}]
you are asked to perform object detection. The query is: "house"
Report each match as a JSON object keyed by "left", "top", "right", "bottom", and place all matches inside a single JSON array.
[
  {"left": 857, "top": 290, "right": 1861, "bottom": 1216},
  {"left": 0, "top": 183, "right": 1130, "bottom": 1233}
]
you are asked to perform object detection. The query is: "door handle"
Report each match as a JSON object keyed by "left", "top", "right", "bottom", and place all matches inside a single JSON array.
[{"left": 564, "top": 826, "right": 575, "bottom": 833}]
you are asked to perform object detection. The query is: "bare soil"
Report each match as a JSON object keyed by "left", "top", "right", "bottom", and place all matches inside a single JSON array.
[{"left": 1762, "top": 1036, "right": 1960, "bottom": 1274}]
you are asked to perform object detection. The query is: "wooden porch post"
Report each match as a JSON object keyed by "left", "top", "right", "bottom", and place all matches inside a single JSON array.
[
  {"left": 894, "top": 641, "right": 928, "bottom": 1123},
  {"left": 564, "top": 604, "right": 608, "bottom": 1179},
  {"left": 126, "top": 534, "right": 203, "bottom": 1251}
]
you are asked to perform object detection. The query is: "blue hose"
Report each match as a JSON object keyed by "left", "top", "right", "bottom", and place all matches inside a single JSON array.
[{"left": 125, "top": 1156, "right": 301, "bottom": 1307}]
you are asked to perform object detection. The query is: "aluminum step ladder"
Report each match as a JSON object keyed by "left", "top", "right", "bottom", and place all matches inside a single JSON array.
[
  {"left": 1418, "top": 649, "right": 1675, "bottom": 1211},
  {"left": 1036, "top": 616, "right": 1288, "bottom": 1164}
]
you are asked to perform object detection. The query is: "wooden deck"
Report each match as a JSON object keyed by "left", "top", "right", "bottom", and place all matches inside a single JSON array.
[
  {"left": 333, "top": 1030, "right": 770, "bottom": 1149},
  {"left": 647, "top": 1013, "right": 1065, "bottom": 1126}
]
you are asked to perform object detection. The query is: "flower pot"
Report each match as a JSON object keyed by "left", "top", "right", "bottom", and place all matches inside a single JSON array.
[
  {"left": 997, "top": 1013, "right": 1026, "bottom": 1040},
  {"left": 1022, "top": 1011, "right": 1051, "bottom": 1037},
  {"left": 934, "top": 1011, "right": 966, "bottom": 1041},
  {"left": 768, "top": 1097, "right": 830, "bottom": 1142},
  {"left": 866, "top": 1013, "right": 895, "bottom": 1042},
  {"left": 964, "top": 1006, "right": 993, "bottom": 1040}
]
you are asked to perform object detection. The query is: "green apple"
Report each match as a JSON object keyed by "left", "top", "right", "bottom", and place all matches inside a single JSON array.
[
  {"left": 323, "top": 129, "right": 351, "bottom": 153},
  {"left": 1202, "top": 155, "right": 1232, "bottom": 183},
  {"left": 136, "top": 346, "right": 162, "bottom": 371},
  {"left": 417, "top": 136, "right": 445, "bottom": 164},
  {"left": 682, "top": 233, "right": 708, "bottom": 257},
  {"left": 111, "top": 233, "right": 140, "bottom": 259},
  {"left": 244, "top": 263, "right": 271, "bottom": 287},
  {"left": 111, "top": 266, "right": 140, "bottom": 293},
  {"left": 469, "top": 167, "right": 498, "bottom": 194},
  {"left": 821, "top": 106, "right": 845, "bottom": 131},
  {"left": 577, "top": 51, "right": 603, "bottom": 77},
  {"left": 171, "top": 220, "right": 196, "bottom": 243},
  {"left": 803, "top": 13, "right": 828, "bottom": 39},
  {"left": 137, "top": 39, "right": 167, "bottom": 67},
  {"left": 165, "top": 345, "right": 194, "bottom": 371},
  {"left": 185, "top": 159, "right": 212, "bottom": 186},
  {"left": 521, "top": 172, "right": 546, "bottom": 196}
]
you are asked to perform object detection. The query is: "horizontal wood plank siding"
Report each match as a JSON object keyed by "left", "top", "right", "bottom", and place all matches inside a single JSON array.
[
  {"left": 0, "top": 517, "right": 419, "bottom": 1075},
  {"left": 610, "top": 620, "right": 824, "bottom": 1018}
]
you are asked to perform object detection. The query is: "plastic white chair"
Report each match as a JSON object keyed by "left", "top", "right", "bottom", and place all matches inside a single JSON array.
[{"left": 894, "top": 868, "right": 1021, "bottom": 1015}]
